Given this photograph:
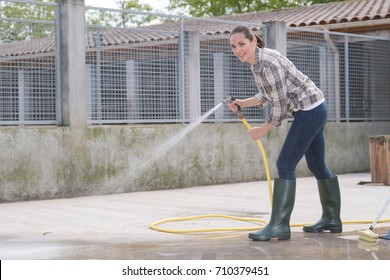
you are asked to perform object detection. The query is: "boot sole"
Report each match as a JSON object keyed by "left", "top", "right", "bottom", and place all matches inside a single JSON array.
[
  {"left": 303, "top": 227, "right": 342, "bottom": 233},
  {"left": 249, "top": 235, "right": 291, "bottom": 241}
]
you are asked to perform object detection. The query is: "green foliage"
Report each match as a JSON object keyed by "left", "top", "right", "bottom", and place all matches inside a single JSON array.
[
  {"left": 0, "top": 0, "right": 56, "bottom": 21},
  {"left": 0, "top": 0, "right": 56, "bottom": 41},
  {"left": 85, "top": 0, "right": 156, "bottom": 27},
  {"left": 115, "top": 0, "right": 154, "bottom": 27},
  {"left": 168, "top": 0, "right": 346, "bottom": 17}
]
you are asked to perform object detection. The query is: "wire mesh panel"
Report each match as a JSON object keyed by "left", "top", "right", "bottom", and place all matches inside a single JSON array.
[
  {"left": 85, "top": 35, "right": 181, "bottom": 124},
  {"left": 0, "top": 0, "right": 58, "bottom": 125},
  {"left": 287, "top": 27, "right": 390, "bottom": 121},
  {"left": 85, "top": 9, "right": 390, "bottom": 125},
  {"left": 85, "top": 8, "right": 181, "bottom": 124},
  {"left": 85, "top": 8, "right": 265, "bottom": 124},
  {"left": 2, "top": 2, "right": 389, "bottom": 126},
  {"left": 344, "top": 37, "right": 390, "bottom": 121}
]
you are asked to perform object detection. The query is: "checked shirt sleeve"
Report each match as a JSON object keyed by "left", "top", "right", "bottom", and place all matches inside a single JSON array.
[{"left": 254, "top": 93, "right": 269, "bottom": 109}]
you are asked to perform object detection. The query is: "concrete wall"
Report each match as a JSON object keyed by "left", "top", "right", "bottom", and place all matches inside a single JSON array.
[{"left": 1, "top": 122, "right": 388, "bottom": 202}]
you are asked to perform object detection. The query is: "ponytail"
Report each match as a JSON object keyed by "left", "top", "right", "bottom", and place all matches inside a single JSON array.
[
  {"left": 230, "top": 25, "right": 264, "bottom": 49},
  {"left": 254, "top": 34, "right": 265, "bottom": 48}
]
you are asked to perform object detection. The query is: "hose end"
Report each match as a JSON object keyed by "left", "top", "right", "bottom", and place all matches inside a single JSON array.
[
  {"left": 221, "top": 96, "right": 233, "bottom": 104},
  {"left": 222, "top": 96, "right": 243, "bottom": 118},
  {"left": 235, "top": 110, "right": 244, "bottom": 120}
]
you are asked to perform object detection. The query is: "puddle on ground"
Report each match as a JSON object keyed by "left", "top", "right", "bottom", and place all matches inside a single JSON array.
[{"left": 1, "top": 230, "right": 389, "bottom": 260}]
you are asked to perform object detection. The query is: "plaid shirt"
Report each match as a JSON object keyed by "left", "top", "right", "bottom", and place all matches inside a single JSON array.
[{"left": 251, "top": 47, "right": 325, "bottom": 127}]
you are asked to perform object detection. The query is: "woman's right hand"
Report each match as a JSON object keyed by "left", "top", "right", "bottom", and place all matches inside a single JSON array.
[{"left": 228, "top": 99, "right": 243, "bottom": 113}]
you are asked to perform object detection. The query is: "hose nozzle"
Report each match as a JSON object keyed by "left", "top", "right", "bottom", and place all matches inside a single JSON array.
[
  {"left": 222, "top": 96, "right": 243, "bottom": 118},
  {"left": 221, "top": 96, "right": 233, "bottom": 104},
  {"left": 228, "top": 97, "right": 243, "bottom": 119}
]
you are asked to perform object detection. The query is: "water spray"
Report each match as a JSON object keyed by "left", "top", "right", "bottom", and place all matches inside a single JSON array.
[{"left": 99, "top": 102, "right": 224, "bottom": 195}]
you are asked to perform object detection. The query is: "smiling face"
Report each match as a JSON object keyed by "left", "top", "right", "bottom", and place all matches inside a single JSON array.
[{"left": 229, "top": 32, "right": 257, "bottom": 64}]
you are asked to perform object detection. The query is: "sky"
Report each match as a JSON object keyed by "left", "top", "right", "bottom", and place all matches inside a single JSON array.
[{"left": 84, "top": 0, "right": 171, "bottom": 12}]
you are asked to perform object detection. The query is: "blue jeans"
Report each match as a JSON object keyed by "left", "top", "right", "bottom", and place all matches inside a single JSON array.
[{"left": 276, "top": 102, "right": 333, "bottom": 180}]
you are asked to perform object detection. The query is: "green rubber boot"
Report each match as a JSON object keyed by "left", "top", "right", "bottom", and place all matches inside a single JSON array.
[
  {"left": 303, "top": 176, "right": 342, "bottom": 233},
  {"left": 249, "top": 178, "right": 296, "bottom": 241}
]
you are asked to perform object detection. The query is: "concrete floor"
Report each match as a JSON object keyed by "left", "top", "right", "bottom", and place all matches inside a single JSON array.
[{"left": 0, "top": 173, "right": 389, "bottom": 260}]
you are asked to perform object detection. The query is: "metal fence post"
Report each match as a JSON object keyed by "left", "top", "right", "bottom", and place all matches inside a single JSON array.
[
  {"left": 94, "top": 29, "right": 102, "bottom": 123},
  {"left": 179, "top": 18, "right": 185, "bottom": 122},
  {"left": 344, "top": 35, "right": 350, "bottom": 121},
  {"left": 55, "top": 3, "right": 62, "bottom": 125}
]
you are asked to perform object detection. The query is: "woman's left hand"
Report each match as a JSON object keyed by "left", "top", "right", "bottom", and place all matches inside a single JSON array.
[
  {"left": 247, "top": 127, "right": 264, "bottom": 140},
  {"left": 247, "top": 124, "right": 273, "bottom": 140}
]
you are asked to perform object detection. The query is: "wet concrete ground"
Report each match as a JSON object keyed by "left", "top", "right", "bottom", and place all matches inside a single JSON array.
[{"left": 0, "top": 173, "right": 389, "bottom": 260}]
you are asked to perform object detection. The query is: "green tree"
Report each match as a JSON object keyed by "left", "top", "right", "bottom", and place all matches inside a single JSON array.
[
  {"left": 168, "top": 0, "right": 346, "bottom": 17},
  {"left": 0, "top": 0, "right": 56, "bottom": 41},
  {"left": 85, "top": 0, "right": 156, "bottom": 27},
  {"left": 115, "top": 0, "right": 154, "bottom": 27}
]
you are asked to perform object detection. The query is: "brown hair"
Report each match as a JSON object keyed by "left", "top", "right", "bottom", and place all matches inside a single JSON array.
[{"left": 230, "top": 25, "right": 264, "bottom": 48}]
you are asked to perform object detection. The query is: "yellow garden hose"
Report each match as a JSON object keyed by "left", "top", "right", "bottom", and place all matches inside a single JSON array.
[
  {"left": 149, "top": 106, "right": 390, "bottom": 234},
  {"left": 234, "top": 110, "right": 273, "bottom": 204}
]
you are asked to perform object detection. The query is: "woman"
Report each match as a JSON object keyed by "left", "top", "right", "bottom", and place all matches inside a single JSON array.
[{"left": 227, "top": 25, "right": 342, "bottom": 241}]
